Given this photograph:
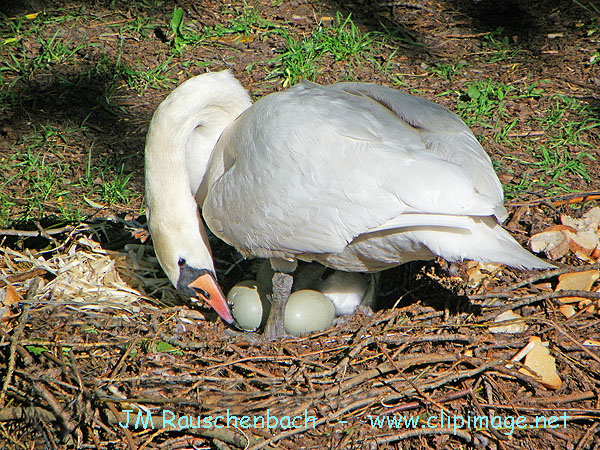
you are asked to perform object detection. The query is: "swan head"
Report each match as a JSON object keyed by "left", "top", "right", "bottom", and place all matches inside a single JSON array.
[
  {"left": 147, "top": 202, "right": 234, "bottom": 324},
  {"left": 145, "top": 70, "right": 251, "bottom": 325}
]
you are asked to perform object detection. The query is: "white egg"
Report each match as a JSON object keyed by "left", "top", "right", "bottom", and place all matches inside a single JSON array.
[
  {"left": 317, "top": 271, "right": 371, "bottom": 316},
  {"left": 228, "top": 281, "right": 269, "bottom": 331},
  {"left": 284, "top": 290, "right": 335, "bottom": 336}
]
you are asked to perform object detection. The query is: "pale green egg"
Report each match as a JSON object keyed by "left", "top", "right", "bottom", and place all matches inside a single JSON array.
[
  {"left": 228, "top": 281, "right": 268, "bottom": 331},
  {"left": 284, "top": 289, "right": 335, "bottom": 336}
]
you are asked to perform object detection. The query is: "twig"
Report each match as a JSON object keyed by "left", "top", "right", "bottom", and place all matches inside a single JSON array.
[
  {"left": 477, "top": 290, "right": 600, "bottom": 319},
  {"left": 0, "top": 268, "right": 50, "bottom": 287},
  {"left": 543, "top": 320, "right": 600, "bottom": 365},
  {"left": 0, "top": 225, "right": 76, "bottom": 237},
  {"left": 33, "top": 381, "right": 77, "bottom": 435},
  {"left": 382, "top": 389, "right": 473, "bottom": 415},
  {"left": 506, "top": 264, "right": 600, "bottom": 291},
  {"left": 375, "top": 427, "right": 473, "bottom": 444},
  {"left": 0, "top": 406, "right": 56, "bottom": 422},
  {"left": 0, "top": 308, "right": 30, "bottom": 403},
  {"left": 507, "top": 190, "right": 600, "bottom": 207},
  {"left": 574, "top": 421, "right": 599, "bottom": 450}
]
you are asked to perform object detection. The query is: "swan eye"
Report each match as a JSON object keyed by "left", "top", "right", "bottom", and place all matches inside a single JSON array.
[{"left": 178, "top": 258, "right": 186, "bottom": 266}]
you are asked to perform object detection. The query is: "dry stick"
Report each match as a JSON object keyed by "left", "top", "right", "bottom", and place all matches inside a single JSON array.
[
  {"left": 543, "top": 320, "right": 600, "bottom": 365},
  {"left": 0, "top": 267, "right": 49, "bottom": 287},
  {"left": 105, "top": 402, "right": 138, "bottom": 450},
  {"left": 478, "top": 290, "right": 600, "bottom": 319},
  {"left": 293, "top": 354, "right": 458, "bottom": 417},
  {"left": 33, "top": 381, "right": 77, "bottom": 435},
  {"left": 506, "top": 190, "right": 600, "bottom": 207},
  {"left": 107, "top": 338, "right": 140, "bottom": 380},
  {"left": 382, "top": 389, "right": 473, "bottom": 415},
  {"left": 525, "top": 391, "right": 595, "bottom": 405},
  {"left": 0, "top": 328, "right": 34, "bottom": 364},
  {"left": 375, "top": 427, "right": 473, "bottom": 444},
  {"left": 0, "top": 308, "right": 30, "bottom": 404},
  {"left": 0, "top": 225, "right": 76, "bottom": 237},
  {"left": 375, "top": 359, "right": 505, "bottom": 407},
  {"left": 249, "top": 361, "right": 501, "bottom": 450},
  {"left": 377, "top": 341, "right": 449, "bottom": 414},
  {"left": 468, "top": 385, "right": 508, "bottom": 441},
  {"left": 0, "top": 406, "right": 57, "bottom": 422},
  {"left": 506, "top": 264, "right": 600, "bottom": 291},
  {"left": 247, "top": 355, "right": 461, "bottom": 450}
]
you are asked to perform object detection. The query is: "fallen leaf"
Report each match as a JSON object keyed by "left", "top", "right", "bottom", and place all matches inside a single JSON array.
[
  {"left": 530, "top": 208, "right": 600, "bottom": 261},
  {"left": 489, "top": 310, "right": 528, "bottom": 334},
  {"left": 555, "top": 270, "right": 599, "bottom": 303},
  {"left": 0, "top": 285, "right": 21, "bottom": 328},
  {"left": 466, "top": 261, "right": 502, "bottom": 286},
  {"left": 529, "top": 229, "right": 571, "bottom": 260},
  {"left": 561, "top": 207, "right": 600, "bottom": 232},
  {"left": 4, "top": 285, "right": 22, "bottom": 306},
  {"left": 559, "top": 304, "right": 576, "bottom": 318},
  {"left": 518, "top": 336, "right": 562, "bottom": 390},
  {"left": 83, "top": 196, "right": 106, "bottom": 209},
  {"left": 583, "top": 339, "right": 600, "bottom": 347}
]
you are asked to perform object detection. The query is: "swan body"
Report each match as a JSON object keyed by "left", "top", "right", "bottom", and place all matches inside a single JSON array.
[{"left": 145, "top": 70, "right": 553, "bottom": 324}]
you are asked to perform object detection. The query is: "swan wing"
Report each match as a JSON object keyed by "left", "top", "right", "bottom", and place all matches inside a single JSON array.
[
  {"left": 203, "top": 82, "right": 506, "bottom": 257},
  {"left": 329, "top": 82, "right": 507, "bottom": 220}
]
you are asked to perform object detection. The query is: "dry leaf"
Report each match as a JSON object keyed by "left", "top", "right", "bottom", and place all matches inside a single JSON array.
[
  {"left": 518, "top": 336, "right": 562, "bottom": 390},
  {"left": 555, "top": 270, "right": 599, "bottom": 304},
  {"left": 529, "top": 228, "right": 571, "bottom": 260},
  {"left": 4, "top": 285, "right": 22, "bottom": 306},
  {"left": 489, "top": 310, "right": 528, "bottom": 334},
  {"left": 559, "top": 304, "right": 576, "bottom": 318},
  {"left": 561, "top": 207, "right": 600, "bottom": 232},
  {"left": 530, "top": 208, "right": 600, "bottom": 261},
  {"left": 466, "top": 261, "right": 502, "bottom": 286},
  {"left": 583, "top": 339, "right": 600, "bottom": 347}
]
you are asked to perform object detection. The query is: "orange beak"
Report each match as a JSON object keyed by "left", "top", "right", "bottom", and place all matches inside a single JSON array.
[{"left": 188, "top": 273, "right": 234, "bottom": 324}]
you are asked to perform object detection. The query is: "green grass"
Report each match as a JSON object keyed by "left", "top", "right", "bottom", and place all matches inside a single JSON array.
[
  {"left": 428, "top": 61, "right": 467, "bottom": 81},
  {"left": 168, "top": 3, "right": 283, "bottom": 56},
  {"left": 268, "top": 13, "right": 389, "bottom": 86},
  {"left": 454, "top": 80, "right": 542, "bottom": 129},
  {"left": 0, "top": 2, "right": 598, "bottom": 229},
  {"left": 479, "top": 27, "right": 521, "bottom": 63},
  {"left": 501, "top": 95, "right": 599, "bottom": 197}
]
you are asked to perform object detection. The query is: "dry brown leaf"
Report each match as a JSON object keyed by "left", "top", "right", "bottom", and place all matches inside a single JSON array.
[
  {"left": 489, "top": 310, "right": 528, "bottom": 334},
  {"left": 559, "top": 304, "right": 576, "bottom": 318},
  {"left": 555, "top": 270, "right": 599, "bottom": 304},
  {"left": 518, "top": 336, "right": 563, "bottom": 390},
  {"left": 530, "top": 208, "right": 600, "bottom": 261},
  {"left": 465, "top": 261, "right": 502, "bottom": 287},
  {"left": 561, "top": 207, "right": 600, "bottom": 232},
  {"left": 4, "top": 284, "right": 21, "bottom": 306},
  {"left": 528, "top": 229, "right": 571, "bottom": 260}
]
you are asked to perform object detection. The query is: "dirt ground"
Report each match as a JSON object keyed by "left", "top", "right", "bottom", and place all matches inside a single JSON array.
[{"left": 0, "top": 0, "right": 599, "bottom": 449}]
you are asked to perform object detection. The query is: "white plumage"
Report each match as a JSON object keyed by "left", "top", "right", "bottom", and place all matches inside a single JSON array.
[{"left": 145, "top": 70, "right": 553, "bottom": 324}]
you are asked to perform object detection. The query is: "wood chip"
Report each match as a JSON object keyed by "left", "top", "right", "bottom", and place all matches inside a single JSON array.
[
  {"left": 489, "top": 310, "right": 528, "bottom": 334},
  {"left": 556, "top": 270, "right": 599, "bottom": 303},
  {"left": 518, "top": 336, "right": 563, "bottom": 390}
]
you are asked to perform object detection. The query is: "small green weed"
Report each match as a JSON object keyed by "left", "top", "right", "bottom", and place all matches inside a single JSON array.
[
  {"left": 269, "top": 13, "right": 386, "bottom": 86},
  {"left": 456, "top": 80, "right": 518, "bottom": 128},
  {"left": 503, "top": 95, "right": 599, "bottom": 197},
  {"left": 429, "top": 61, "right": 466, "bottom": 81},
  {"left": 480, "top": 28, "right": 520, "bottom": 63}
]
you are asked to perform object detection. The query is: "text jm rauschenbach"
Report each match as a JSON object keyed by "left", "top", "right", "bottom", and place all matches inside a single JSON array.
[{"left": 119, "top": 409, "right": 316, "bottom": 431}]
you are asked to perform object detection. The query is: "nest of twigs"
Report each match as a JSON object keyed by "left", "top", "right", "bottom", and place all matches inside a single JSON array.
[{"left": 0, "top": 215, "right": 599, "bottom": 450}]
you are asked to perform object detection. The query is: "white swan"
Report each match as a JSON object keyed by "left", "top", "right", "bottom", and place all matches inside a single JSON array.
[{"left": 145, "top": 70, "right": 553, "bottom": 325}]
